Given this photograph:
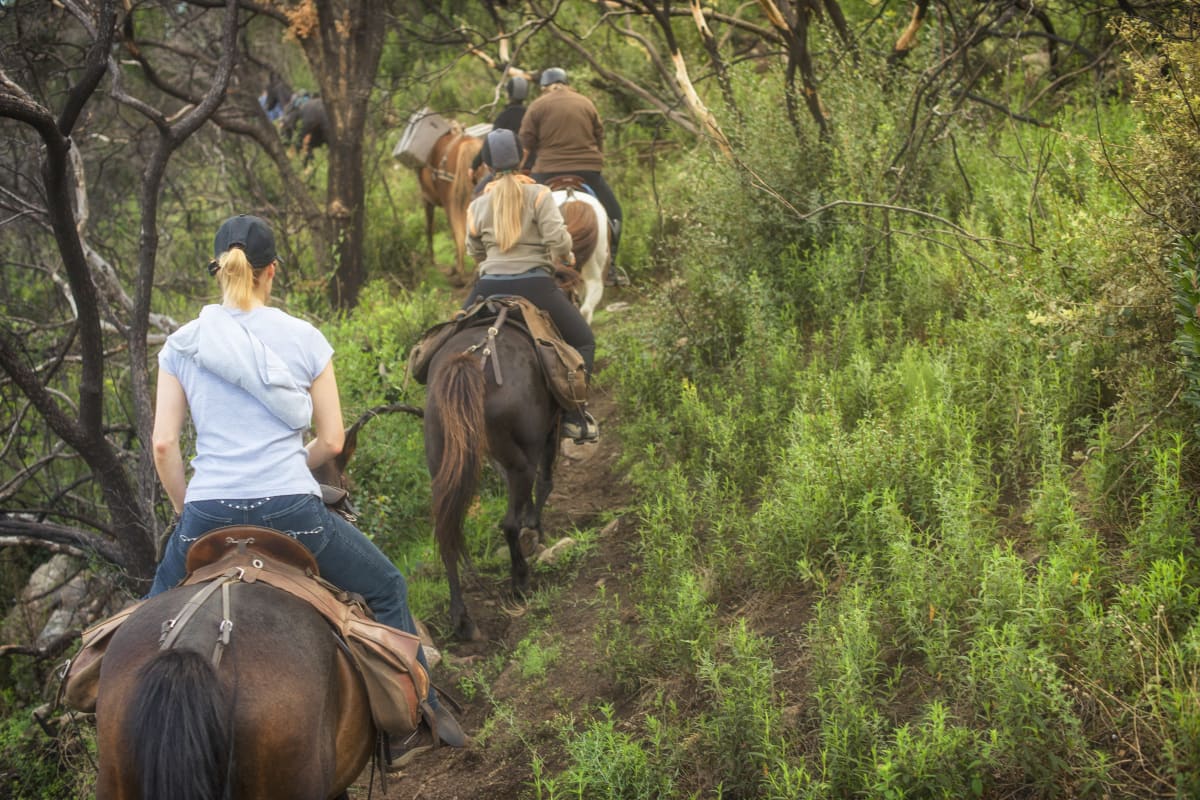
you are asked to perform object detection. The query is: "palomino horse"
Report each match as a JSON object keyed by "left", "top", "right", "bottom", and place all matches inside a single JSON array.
[
  {"left": 418, "top": 125, "right": 484, "bottom": 279},
  {"left": 424, "top": 318, "right": 559, "bottom": 641},
  {"left": 548, "top": 178, "right": 610, "bottom": 324},
  {"left": 94, "top": 577, "right": 373, "bottom": 799}
]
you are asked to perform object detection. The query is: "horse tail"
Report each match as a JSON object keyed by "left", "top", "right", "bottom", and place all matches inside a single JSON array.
[
  {"left": 451, "top": 136, "right": 482, "bottom": 217},
  {"left": 561, "top": 200, "right": 598, "bottom": 270},
  {"left": 428, "top": 353, "right": 486, "bottom": 567},
  {"left": 129, "top": 649, "right": 232, "bottom": 800}
]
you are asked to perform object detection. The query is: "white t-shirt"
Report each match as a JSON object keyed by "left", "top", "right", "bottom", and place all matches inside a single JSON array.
[{"left": 158, "top": 306, "right": 334, "bottom": 502}]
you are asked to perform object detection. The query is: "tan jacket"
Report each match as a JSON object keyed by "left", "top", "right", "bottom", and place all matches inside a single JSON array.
[
  {"left": 467, "top": 181, "right": 574, "bottom": 276},
  {"left": 519, "top": 86, "right": 604, "bottom": 173}
]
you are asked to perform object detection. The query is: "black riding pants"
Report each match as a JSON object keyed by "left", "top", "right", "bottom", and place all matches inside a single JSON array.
[
  {"left": 533, "top": 170, "right": 622, "bottom": 258},
  {"left": 464, "top": 273, "right": 595, "bottom": 376}
]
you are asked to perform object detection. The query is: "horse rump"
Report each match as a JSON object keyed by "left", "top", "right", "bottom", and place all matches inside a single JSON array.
[{"left": 129, "top": 649, "right": 232, "bottom": 800}]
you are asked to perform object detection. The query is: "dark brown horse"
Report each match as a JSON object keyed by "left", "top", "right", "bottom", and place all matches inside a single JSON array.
[
  {"left": 418, "top": 125, "right": 484, "bottom": 279},
  {"left": 94, "top": 580, "right": 373, "bottom": 800},
  {"left": 424, "top": 321, "right": 559, "bottom": 641}
]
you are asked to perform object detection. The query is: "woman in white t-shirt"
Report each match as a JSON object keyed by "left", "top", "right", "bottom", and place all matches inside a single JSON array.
[{"left": 149, "top": 214, "right": 465, "bottom": 759}]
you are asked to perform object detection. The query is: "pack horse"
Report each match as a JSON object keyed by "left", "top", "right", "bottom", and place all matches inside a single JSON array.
[{"left": 394, "top": 108, "right": 488, "bottom": 279}]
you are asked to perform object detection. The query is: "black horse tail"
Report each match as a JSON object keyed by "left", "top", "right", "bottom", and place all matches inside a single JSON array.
[
  {"left": 428, "top": 352, "right": 486, "bottom": 568},
  {"left": 129, "top": 649, "right": 232, "bottom": 800}
]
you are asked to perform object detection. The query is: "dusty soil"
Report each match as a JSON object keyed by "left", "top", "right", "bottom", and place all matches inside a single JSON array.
[{"left": 353, "top": 380, "right": 639, "bottom": 800}]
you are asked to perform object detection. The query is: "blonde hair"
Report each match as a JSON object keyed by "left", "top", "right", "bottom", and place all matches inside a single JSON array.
[
  {"left": 491, "top": 172, "right": 525, "bottom": 252},
  {"left": 216, "top": 248, "right": 268, "bottom": 310}
]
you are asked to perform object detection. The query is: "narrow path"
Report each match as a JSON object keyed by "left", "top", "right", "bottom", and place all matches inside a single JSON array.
[{"left": 360, "top": 382, "right": 638, "bottom": 799}]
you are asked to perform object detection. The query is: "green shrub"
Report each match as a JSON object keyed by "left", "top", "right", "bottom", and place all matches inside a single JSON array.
[{"left": 531, "top": 706, "right": 677, "bottom": 800}]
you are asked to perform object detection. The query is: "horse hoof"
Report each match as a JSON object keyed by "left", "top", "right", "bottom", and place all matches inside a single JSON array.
[
  {"left": 456, "top": 619, "right": 483, "bottom": 642},
  {"left": 518, "top": 527, "right": 541, "bottom": 557}
]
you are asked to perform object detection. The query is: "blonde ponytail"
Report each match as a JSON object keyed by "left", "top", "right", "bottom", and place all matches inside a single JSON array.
[
  {"left": 492, "top": 173, "right": 525, "bottom": 252},
  {"left": 216, "top": 248, "right": 264, "bottom": 310}
]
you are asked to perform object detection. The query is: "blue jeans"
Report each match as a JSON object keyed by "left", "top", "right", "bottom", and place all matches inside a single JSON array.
[{"left": 149, "top": 494, "right": 439, "bottom": 700}]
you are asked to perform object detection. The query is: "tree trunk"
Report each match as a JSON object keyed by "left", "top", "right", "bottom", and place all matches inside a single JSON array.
[{"left": 290, "top": 0, "right": 387, "bottom": 310}]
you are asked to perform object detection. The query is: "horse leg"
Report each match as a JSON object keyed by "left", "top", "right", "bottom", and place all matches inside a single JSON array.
[
  {"left": 528, "top": 434, "right": 557, "bottom": 549},
  {"left": 443, "top": 547, "right": 480, "bottom": 641},
  {"left": 579, "top": 239, "right": 608, "bottom": 325},
  {"left": 425, "top": 201, "right": 436, "bottom": 261},
  {"left": 502, "top": 465, "right": 536, "bottom": 596}
]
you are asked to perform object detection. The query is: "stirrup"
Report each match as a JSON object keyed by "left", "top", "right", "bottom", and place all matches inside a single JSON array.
[{"left": 561, "top": 411, "right": 599, "bottom": 443}]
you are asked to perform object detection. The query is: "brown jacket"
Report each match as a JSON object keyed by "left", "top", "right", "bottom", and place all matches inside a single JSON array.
[{"left": 519, "top": 86, "right": 604, "bottom": 173}]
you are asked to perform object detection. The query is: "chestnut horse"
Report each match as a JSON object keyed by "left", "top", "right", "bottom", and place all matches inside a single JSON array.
[
  {"left": 94, "top": 579, "right": 373, "bottom": 800},
  {"left": 424, "top": 319, "right": 559, "bottom": 641},
  {"left": 418, "top": 125, "right": 484, "bottom": 279}
]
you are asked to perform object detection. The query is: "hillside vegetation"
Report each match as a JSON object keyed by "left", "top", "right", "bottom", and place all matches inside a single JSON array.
[{"left": 568, "top": 19, "right": 1200, "bottom": 800}]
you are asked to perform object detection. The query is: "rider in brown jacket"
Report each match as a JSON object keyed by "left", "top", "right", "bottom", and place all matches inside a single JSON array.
[{"left": 519, "top": 68, "right": 626, "bottom": 286}]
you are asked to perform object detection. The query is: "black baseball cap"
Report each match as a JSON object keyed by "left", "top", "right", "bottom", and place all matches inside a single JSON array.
[{"left": 212, "top": 214, "right": 279, "bottom": 270}]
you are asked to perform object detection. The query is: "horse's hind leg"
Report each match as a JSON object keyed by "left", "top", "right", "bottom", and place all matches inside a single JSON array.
[
  {"left": 424, "top": 201, "right": 436, "bottom": 260},
  {"left": 442, "top": 536, "right": 480, "bottom": 642},
  {"left": 502, "top": 466, "right": 536, "bottom": 596},
  {"left": 529, "top": 435, "right": 557, "bottom": 547}
]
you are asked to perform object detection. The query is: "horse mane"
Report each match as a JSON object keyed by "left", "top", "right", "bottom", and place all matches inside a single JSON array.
[{"left": 560, "top": 200, "right": 598, "bottom": 270}]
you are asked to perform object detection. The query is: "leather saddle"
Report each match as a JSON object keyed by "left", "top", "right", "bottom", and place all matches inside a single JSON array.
[
  {"left": 185, "top": 525, "right": 318, "bottom": 576},
  {"left": 545, "top": 174, "right": 593, "bottom": 194}
]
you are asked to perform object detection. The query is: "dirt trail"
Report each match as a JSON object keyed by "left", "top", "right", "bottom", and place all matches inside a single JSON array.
[{"left": 358, "top": 381, "right": 637, "bottom": 799}]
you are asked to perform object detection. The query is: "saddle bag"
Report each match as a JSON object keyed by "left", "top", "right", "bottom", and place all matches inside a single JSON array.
[{"left": 59, "top": 599, "right": 146, "bottom": 714}]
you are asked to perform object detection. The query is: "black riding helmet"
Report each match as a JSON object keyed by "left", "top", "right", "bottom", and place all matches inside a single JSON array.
[
  {"left": 506, "top": 76, "right": 529, "bottom": 102},
  {"left": 481, "top": 128, "right": 523, "bottom": 172}
]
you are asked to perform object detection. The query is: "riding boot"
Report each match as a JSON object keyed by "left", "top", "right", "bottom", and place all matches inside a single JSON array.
[
  {"left": 561, "top": 407, "right": 599, "bottom": 443},
  {"left": 387, "top": 698, "right": 467, "bottom": 770},
  {"left": 605, "top": 219, "right": 629, "bottom": 287}
]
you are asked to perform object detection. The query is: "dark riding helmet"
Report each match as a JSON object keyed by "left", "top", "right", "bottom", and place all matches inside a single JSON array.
[
  {"left": 506, "top": 76, "right": 529, "bottom": 102},
  {"left": 481, "top": 128, "right": 523, "bottom": 172},
  {"left": 539, "top": 67, "right": 568, "bottom": 87}
]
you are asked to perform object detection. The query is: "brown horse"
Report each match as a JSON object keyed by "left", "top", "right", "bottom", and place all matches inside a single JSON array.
[
  {"left": 424, "top": 319, "right": 560, "bottom": 641},
  {"left": 94, "top": 579, "right": 373, "bottom": 800},
  {"left": 418, "top": 125, "right": 483, "bottom": 279}
]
